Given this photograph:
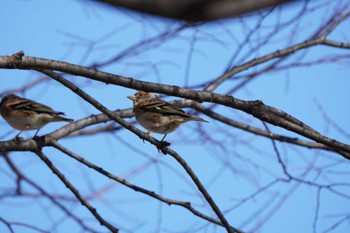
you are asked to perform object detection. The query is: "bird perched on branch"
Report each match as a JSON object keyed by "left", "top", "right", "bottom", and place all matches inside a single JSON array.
[
  {"left": 128, "top": 91, "right": 208, "bottom": 142},
  {"left": 0, "top": 93, "right": 73, "bottom": 138}
]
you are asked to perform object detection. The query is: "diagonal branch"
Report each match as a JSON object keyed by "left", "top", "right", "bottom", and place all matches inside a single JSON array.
[
  {"left": 0, "top": 51, "right": 350, "bottom": 159},
  {"left": 190, "top": 101, "right": 350, "bottom": 156},
  {"left": 204, "top": 11, "right": 350, "bottom": 93},
  {"left": 50, "top": 139, "right": 244, "bottom": 233},
  {"left": 2, "top": 154, "right": 102, "bottom": 233},
  {"left": 34, "top": 150, "right": 119, "bottom": 233},
  {"left": 37, "top": 69, "right": 238, "bottom": 232}
]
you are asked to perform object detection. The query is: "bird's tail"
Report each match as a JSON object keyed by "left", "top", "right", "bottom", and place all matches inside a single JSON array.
[
  {"left": 52, "top": 113, "right": 74, "bottom": 122},
  {"left": 191, "top": 117, "right": 208, "bottom": 123},
  {"left": 58, "top": 116, "right": 74, "bottom": 122}
]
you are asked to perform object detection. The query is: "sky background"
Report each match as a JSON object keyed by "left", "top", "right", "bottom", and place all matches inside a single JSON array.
[{"left": 0, "top": 0, "right": 350, "bottom": 233}]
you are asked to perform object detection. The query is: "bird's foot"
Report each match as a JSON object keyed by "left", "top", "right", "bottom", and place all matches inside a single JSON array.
[
  {"left": 157, "top": 140, "right": 171, "bottom": 155},
  {"left": 32, "top": 135, "right": 41, "bottom": 140},
  {"left": 141, "top": 131, "right": 152, "bottom": 143},
  {"left": 13, "top": 135, "right": 23, "bottom": 143}
]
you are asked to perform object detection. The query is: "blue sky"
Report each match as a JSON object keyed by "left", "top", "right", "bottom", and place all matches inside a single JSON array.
[{"left": 0, "top": 1, "right": 350, "bottom": 233}]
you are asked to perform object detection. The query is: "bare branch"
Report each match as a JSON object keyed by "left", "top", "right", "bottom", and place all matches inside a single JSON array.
[
  {"left": 0, "top": 52, "right": 349, "bottom": 158},
  {"left": 50, "top": 139, "right": 243, "bottom": 232},
  {"left": 2, "top": 154, "right": 102, "bottom": 233},
  {"left": 26, "top": 69, "right": 239, "bottom": 232},
  {"left": 34, "top": 150, "right": 119, "bottom": 233}
]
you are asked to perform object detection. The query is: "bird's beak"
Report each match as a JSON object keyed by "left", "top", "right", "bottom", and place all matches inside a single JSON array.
[{"left": 127, "top": 96, "right": 136, "bottom": 101}]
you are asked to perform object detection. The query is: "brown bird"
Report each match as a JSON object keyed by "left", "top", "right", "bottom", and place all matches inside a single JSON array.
[
  {"left": 128, "top": 91, "right": 208, "bottom": 142},
  {"left": 0, "top": 93, "right": 73, "bottom": 138}
]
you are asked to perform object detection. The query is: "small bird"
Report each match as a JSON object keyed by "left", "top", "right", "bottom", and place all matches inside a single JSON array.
[
  {"left": 127, "top": 91, "right": 208, "bottom": 142},
  {"left": 0, "top": 93, "right": 73, "bottom": 138}
]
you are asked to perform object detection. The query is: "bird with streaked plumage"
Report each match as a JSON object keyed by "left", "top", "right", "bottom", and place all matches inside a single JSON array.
[
  {"left": 0, "top": 93, "right": 73, "bottom": 138},
  {"left": 128, "top": 91, "right": 208, "bottom": 142}
]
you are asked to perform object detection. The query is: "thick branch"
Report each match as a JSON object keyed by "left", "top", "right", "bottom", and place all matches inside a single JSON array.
[
  {"left": 0, "top": 52, "right": 350, "bottom": 158},
  {"left": 97, "top": 0, "right": 293, "bottom": 21}
]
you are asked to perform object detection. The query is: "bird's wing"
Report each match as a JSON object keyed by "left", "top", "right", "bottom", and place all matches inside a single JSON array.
[
  {"left": 9, "top": 99, "right": 64, "bottom": 116},
  {"left": 138, "top": 99, "right": 191, "bottom": 118}
]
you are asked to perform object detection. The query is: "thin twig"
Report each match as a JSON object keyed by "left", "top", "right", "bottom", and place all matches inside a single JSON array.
[
  {"left": 34, "top": 150, "right": 119, "bottom": 233},
  {"left": 50, "top": 139, "right": 243, "bottom": 232}
]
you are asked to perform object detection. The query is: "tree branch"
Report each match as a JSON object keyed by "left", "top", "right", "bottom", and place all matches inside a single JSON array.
[
  {"left": 34, "top": 150, "right": 119, "bottom": 233},
  {"left": 35, "top": 69, "right": 238, "bottom": 232},
  {"left": 97, "top": 0, "right": 294, "bottom": 21},
  {"left": 0, "top": 51, "right": 350, "bottom": 158},
  {"left": 50, "top": 139, "right": 243, "bottom": 232}
]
